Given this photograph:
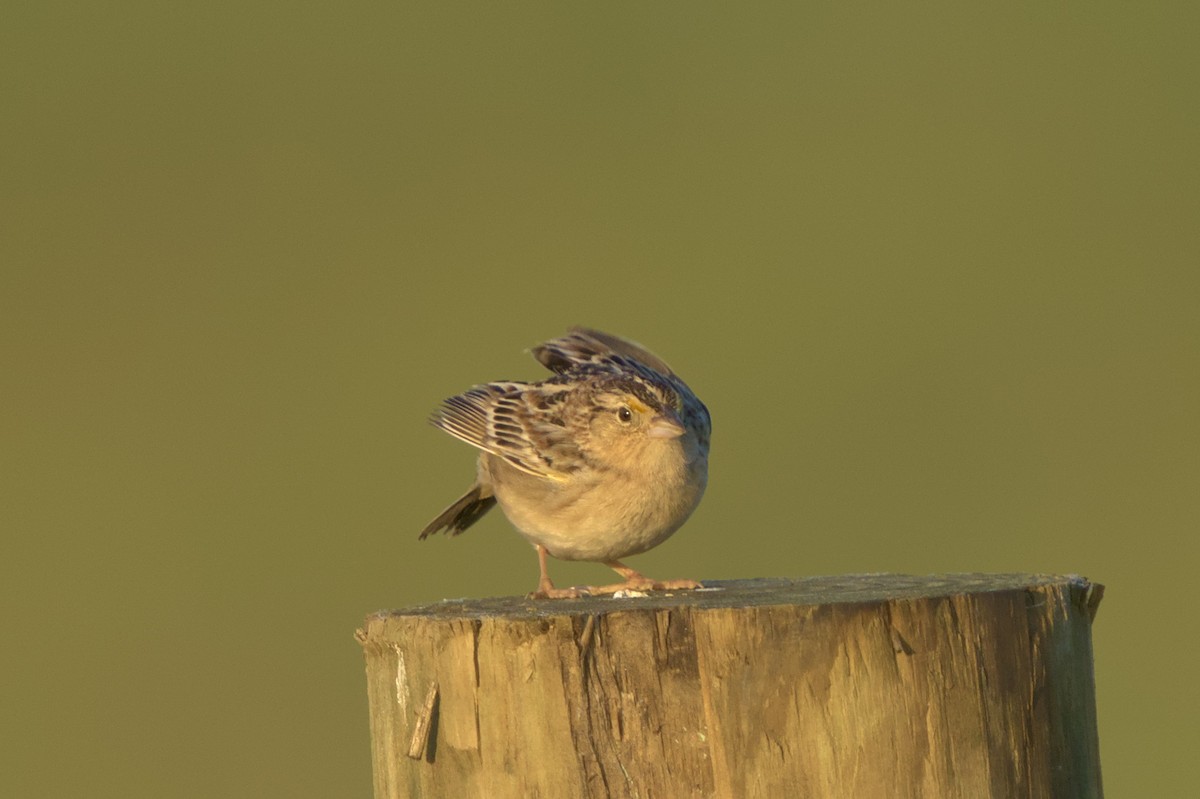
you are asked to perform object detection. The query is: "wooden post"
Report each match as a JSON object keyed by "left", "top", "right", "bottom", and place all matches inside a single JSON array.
[{"left": 356, "top": 573, "right": 1104, "bottom": 798}]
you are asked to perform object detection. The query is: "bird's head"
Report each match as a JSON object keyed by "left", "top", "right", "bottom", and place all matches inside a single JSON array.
[{"left": 579, "top": 373, "right": 689, "bottom": 460}]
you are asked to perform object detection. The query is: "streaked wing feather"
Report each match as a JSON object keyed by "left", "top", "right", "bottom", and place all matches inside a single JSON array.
[
  {"left": 431, "top": 382, "right": 578, "bottom": 478},
  {"left": 532, "top": 327, "right": 675, "bottom": 377}
]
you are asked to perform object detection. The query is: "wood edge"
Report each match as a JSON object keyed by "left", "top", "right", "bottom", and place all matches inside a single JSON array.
[{"left": 358, "top": 572, "right": 1105, "bottom": 635}]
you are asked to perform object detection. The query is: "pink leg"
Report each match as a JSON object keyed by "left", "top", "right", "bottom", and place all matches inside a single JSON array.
[
  {"left": 527, "top": 545, "right": 591, "bottom": 599},
  {"left": 588, "top": 559, "right": 703, "bottom": 595}
]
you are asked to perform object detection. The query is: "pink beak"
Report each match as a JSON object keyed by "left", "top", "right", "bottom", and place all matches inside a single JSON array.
[{"left": 647, "top": 411, "right": 686, "bottom": 439}]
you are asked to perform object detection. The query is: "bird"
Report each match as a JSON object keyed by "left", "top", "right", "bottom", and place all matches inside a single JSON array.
[{"left": 418, "top": 327, "right": 711, "bottom": 598}]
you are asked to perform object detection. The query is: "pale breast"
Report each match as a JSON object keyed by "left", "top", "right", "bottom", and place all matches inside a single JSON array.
[{"left": 483, "top": 445, "right": 707, "bottom": 562}]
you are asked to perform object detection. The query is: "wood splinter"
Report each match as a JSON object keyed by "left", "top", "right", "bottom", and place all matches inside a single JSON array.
[{"left": 405, "top": 680, "right": 439, "bottom": 761}]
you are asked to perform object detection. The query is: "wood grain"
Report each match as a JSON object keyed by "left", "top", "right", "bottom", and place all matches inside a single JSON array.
[{"left": 357, "top": 574, "right": 1104, "bottom": 798}]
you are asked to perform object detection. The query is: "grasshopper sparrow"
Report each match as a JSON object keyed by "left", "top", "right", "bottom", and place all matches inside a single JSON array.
[{"left": 418, "top": 327, "right": 710, "bottom": 599}]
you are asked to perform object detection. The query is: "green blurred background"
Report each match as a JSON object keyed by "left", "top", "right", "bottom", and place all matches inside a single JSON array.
[{"left": 3, "top": 3, "right": 1197, "bottom": 796}]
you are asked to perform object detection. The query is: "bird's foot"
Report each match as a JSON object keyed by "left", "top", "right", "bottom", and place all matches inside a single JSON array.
[
  {"left": 589, "top": 577, "right": 703, "bottom": 596},
  {"left": 528, "top": 582, "right": 592, "bottom": 600}
]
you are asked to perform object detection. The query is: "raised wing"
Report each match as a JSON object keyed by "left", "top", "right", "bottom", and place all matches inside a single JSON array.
[
  {"left": 431, "top": 382, "right": 580, "bottom": 479},
  {"left": 531, "top": 327, "right": 676, "bottom": 377}
]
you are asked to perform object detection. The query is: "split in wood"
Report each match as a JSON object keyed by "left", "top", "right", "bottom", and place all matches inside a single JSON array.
[{"left": 578, "top": 614, "right": 597, "bottom": 656}]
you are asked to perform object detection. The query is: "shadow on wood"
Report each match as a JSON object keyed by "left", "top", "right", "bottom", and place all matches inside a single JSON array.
[{"left": 356, "top": 573, "right": 1104, "bottom": 798}]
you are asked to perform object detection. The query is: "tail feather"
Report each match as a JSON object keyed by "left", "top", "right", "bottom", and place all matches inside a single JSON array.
[{"left": 418, "top": 484, "right": 497, "bottom": 539}]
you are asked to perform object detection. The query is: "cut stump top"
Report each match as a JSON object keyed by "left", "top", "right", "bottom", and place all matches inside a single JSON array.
[{"left": 365, "top": 572, "right": 1102, "bottom": 623}]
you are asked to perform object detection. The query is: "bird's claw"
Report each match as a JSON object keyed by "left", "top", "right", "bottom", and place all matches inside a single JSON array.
[
  {"left": 528, "top": 584, "right": 592, "bottom": 600},
  {"left": 589, "top": 578, "right": 703, "bottom": 596}
]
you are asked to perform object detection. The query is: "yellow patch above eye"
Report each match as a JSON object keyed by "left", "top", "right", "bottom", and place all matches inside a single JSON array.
[{"left": 626, "top": 396, "right": 652, "bottom": 414}]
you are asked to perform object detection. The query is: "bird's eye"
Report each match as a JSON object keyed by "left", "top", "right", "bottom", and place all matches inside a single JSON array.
[{"left": 617, "top": 406, "right": 633, "bottom": 423}]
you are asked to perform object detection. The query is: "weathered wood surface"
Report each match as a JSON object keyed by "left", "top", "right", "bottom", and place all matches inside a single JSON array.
[{"left": 357, "top": 573, "right": 1104, "bottom": 799}]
